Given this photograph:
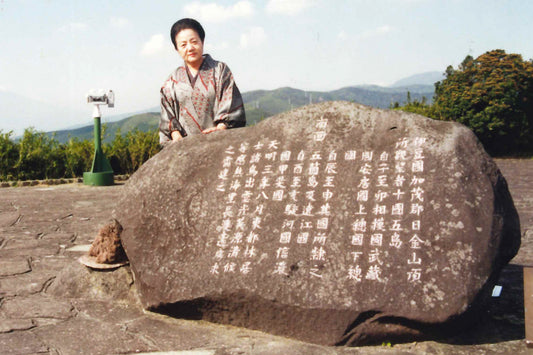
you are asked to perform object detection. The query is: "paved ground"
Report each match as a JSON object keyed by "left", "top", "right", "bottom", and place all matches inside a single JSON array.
[{"left": 0, "top": 158, "right": 532, "bottom": 355}]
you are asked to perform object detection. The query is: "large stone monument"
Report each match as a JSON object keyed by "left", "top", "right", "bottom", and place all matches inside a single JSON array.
[{"left": 115, "top": 101, "right": 520, "bottom": 345}]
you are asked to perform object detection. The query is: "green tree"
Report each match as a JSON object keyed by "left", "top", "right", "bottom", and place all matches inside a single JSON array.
[
  {"left": 106, "top": 128, "right": 131, "bottom": 174},
  {"left": 433, "top": 49, "right": 533, "bottom": 155},
  {"left": 64, "top": 137, "right": 93, "bottom": 178},
  {"left": 126, "top": 129, "right": 160, "bottom": 173},
  {"left": 0, "top": 130, "right": 20, "bottom": 181},
  {"left": 15, "top": 128, "right": 66, "bottom": 180},
  {"left": 393, "top": 95, "right": 436, "bottom": 118},
  {"left": 0, "top": 126, "right": 161, "bottom": 181},
  {"left": 104, "top": 128, "right": 160, "bottom": 175}
]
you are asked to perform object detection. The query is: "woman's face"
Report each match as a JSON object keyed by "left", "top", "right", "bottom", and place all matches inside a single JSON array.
[{"left": 175, "top": 28, "right": 204, "bottom": 69}]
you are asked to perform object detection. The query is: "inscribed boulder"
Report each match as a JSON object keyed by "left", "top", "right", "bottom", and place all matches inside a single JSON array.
[{"left": 116, "top": 102, "right": 520, "bottom": 345}]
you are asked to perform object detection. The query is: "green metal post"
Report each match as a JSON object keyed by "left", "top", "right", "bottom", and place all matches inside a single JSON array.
[{"left": 83, "top": 115, "right": 114, "bottom": 186}]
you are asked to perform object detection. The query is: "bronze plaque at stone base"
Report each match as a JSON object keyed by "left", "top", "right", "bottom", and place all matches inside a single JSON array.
[{"left": 115, "top": 101, "right": 520, "bottom": 345}]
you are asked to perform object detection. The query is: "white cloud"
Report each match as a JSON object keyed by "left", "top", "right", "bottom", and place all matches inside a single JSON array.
[
  {"left": 205, "top": 41, "right": 230, "bottom": 52},
  {"left": 0, "top": 85, "right": 7, "bottom": 92},
  {"left": 141, "top": 34, "right": 165, "bottom": 56},
  {"left": 266, "top": 0, "right": 315, "bottom": 15},
  {"left": 110, "top": 17, "right": 130, "bottom": 28},
  {"left": 184, "top": 1, "right": 254, "bottom": 23},
  {"left": 376, "top": 25, "right": 392, "bottom": 35},
  {"left": 358, "top": 25, "right": 394, "bottom": 40},
  {"left": 240, "top": 27, "right": 267, "bottom": 49},
  {"left": 392, "top": 0, "right": 428, "bottom": 3},
  {"left": 58, "top": 22, "right": 89, "bottom": 32},
  {"left": 337, "top": 30, "right": 347, "bottom": 41}
]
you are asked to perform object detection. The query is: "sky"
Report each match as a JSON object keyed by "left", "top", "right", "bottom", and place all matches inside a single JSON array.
[{"left": 1, "top": 0, "right": 533, "bottom": 133}]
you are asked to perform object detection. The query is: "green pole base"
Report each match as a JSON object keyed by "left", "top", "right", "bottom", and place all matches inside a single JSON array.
[{"left": 83, "top": 171, "right": 114, "bottom": 186}]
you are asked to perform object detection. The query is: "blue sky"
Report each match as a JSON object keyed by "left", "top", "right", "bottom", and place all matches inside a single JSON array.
[{"left": 1, "top": 0, "right": 532, "bottom": 132}]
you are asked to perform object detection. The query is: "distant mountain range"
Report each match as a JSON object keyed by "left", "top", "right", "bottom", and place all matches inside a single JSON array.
[
  {"left": 390, "top": 71, "right": 444, "bottom": 87},
  {"left": 49, "top": 112, "right": 160, "bottom": 143},
  {"left": 3, "top": 71, "right": 441, "bottom": 142},
  {"left": 241, "top": 82, "right": 435, "bottom": 125},
  {"left": 0, "top": 90, "right": 86, "bottom": 135}
]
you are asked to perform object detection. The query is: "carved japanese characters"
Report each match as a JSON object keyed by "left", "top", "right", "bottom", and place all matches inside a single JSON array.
[{"left": 115, "top": 102, "right": 520, "bottom": 345}]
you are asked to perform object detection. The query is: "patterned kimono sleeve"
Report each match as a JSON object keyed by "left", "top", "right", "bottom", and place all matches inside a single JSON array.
[
  {"left": 159, "top": 86, "right": 182, "bottom": 146},
  {"left": 214, "top": 63, "right": 246, "bottom": 128}
]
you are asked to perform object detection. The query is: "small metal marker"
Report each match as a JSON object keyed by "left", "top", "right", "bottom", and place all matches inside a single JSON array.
[
  {"left": 491, "top": 285, "right": 502, "bottom": 297},
  {"left": 524, "top": 266, "right": 533, "bottom": 348},
  {"left": 83, "top": 89, "right": 115, "bottom": 186}
]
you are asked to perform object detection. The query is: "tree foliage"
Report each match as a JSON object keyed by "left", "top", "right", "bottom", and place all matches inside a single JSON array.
[
  {"left": 124, "top": 129, "right": 161, "bottom": 172},
  {"left": 0, "top": 128, "right": 161, "bottom": 182},
  {"left": 15, "top": 128, "right": 66, "bottom": 180},
  {"left": 104, "top": 128, "right": 161, "bottom": 175},
  {"left": 391, "top": 92, "right": 436, "bottom": 118},
  {"left": 0, "top": 130, "right": 19, "bottom": 180},
  {"left": 433, "top": 50, "right": 533, "bottom": 155},
  {"left": 64, "top": 137, "right": 94, "bottom": 178}
]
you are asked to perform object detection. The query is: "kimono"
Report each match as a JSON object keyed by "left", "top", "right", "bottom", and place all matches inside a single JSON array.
[{"left": 159, "top": 54, "right": 246, "bottom": 145}]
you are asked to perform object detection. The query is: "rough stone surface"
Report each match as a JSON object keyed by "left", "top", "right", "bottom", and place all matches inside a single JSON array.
[
  {"left": 1, "top": 295, "right": 74, "bottom": 320},
  {"left": 0, "top": 318, "right": 35, "bottom": 333},
  {"left": 0, "top": 164, "right": 531, "bottom": 353},
  {"left": 47, "top": 261, "right": 136, "bottom": 302},
  {"left": 0, "top": 257, "right": 31, "bottom": 277},
  {"left": 115, "top": 102, "right": 521, "bottom": 345},
  {"left": 0, "top": 332, "right": 49, "bottom": 354},
  {"left": 88, "top": 218, "right": 127, "bottom": 263},
  {"left": 32, "top": 316, "right": 153, "bottom": 355},
  {"left": 0, "top": 270, "right": 55, "bottom": 296},
  {"left": 0, "top": 211, "right": 20, "bottom": 227}
]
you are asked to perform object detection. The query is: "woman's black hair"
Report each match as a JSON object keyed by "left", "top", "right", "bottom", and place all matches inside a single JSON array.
[{"left": 170, "top": 18, "right": 205, "bottom": 49}]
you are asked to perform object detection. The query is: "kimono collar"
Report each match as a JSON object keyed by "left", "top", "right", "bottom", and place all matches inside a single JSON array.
[{"left": 184, "top": 54, "right": 212, "bottom": 72}]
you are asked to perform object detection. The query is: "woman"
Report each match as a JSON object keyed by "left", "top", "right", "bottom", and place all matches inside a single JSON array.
[{"left": 159, "top": 18, "right": 246, "bottom": 146}]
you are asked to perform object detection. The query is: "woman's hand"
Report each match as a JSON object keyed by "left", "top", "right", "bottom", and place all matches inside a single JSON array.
[
  {"left": 171, "top": 131, "right": 183, "bottom": 141},
  {"left": 203, "top": 123, "right": 227, "bottom": 134}
]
